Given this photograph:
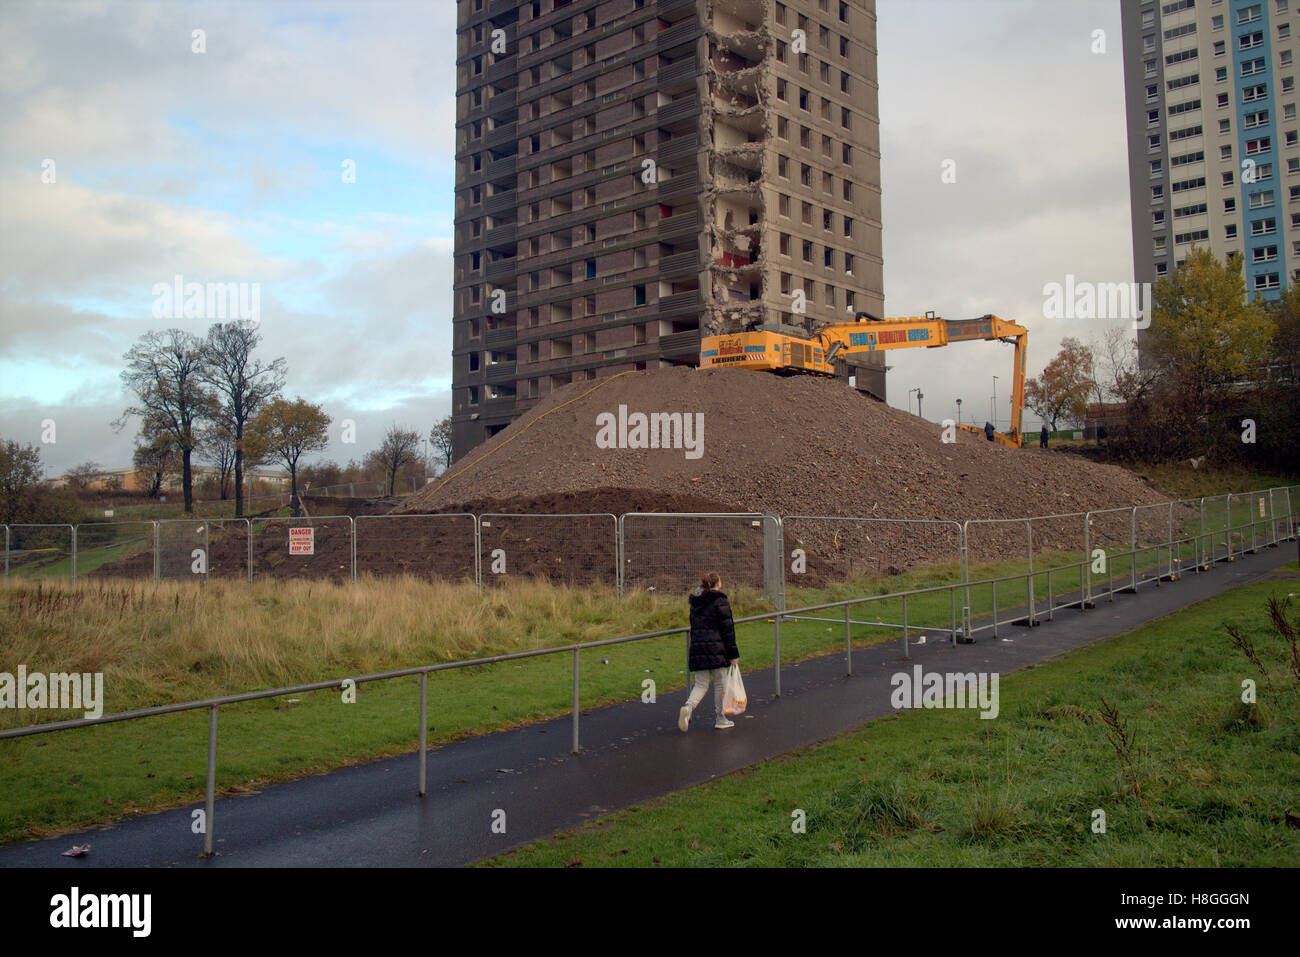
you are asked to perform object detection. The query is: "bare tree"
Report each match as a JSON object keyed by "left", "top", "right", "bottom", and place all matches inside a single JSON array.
[
  {"left": 429, "top": 416, "right": 453, "bottom": 472},
  {"left": 132, "top": 417, "right": 178, "bottom": 498},
  {"left": 369, "top": 425, "right": 421, "bottom": 496},
  {"left": 197, "top": 419, "right": 236, "bottom": 500},
  {"left": 199, "top": 321, "right": 286, "bottom": 517},
  {"left": 1095, "top": 327, "right": 1153, "bottom": 405},
  {"left": 116, "top": 329, "right": 215, "bottom": 513},
  {"left": 65, "top": 461, "right": 102, "bottom": 490}
]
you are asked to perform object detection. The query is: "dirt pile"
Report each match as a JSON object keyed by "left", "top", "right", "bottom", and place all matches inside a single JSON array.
[
  {"left": 398, "top": 366, "right": 1178, "bottom": 579},
  {"left": 406, "top": 366, "right": 1167, "bottom": 522}
]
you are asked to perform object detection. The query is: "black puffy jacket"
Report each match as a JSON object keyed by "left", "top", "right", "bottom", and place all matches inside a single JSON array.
[{"left": 688, "top": 589, "right": 740, "bottom": 671}]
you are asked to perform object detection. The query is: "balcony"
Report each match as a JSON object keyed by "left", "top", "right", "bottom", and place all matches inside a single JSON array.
[
  {"left": 658, "top": 206, "right": 700, "bottom": 239},
  {"left": 485, "top": 258, "right": 516, "bottom": 280},
  {"left": 484, "top": 155, "right": 517, "bottom": 181},
  {"left": 657, "top": 96, "right": 700, "bottom": 129},
  {"left": 657, "top": 56, "right": 699, "bottom": 92},
  {"left": 659, "top": 168, "right": 700, "bottom": 199},
  {"left": 484, "top": 191, "right": 517, "bottom": 216},
  {"left": 659, "top": 290, "right": 702, "bottom": 317},
  {"left": 486, "top": 59, "right": 517, "bottom": 84},
  {"left": 486, "top": 362, "right": 518, "bottom": 382},
  {"left": 485, "top": 326, "right": 517, "bottom": 346},
  {"left": 484, "top": 122, "right": 517, "bottom": 149},
  {"left": 660, "top": 250, "right": 702, "bottom": 277},
  {"left": 659, "top": 134, "right": 699, "bottom": 162},
  {"left": 658, "top": 328, "right": 702, "bottom": 356},
  {"left": 658, "top": 0, "right": 697, "bottom": 20},
  {"left": 484, "top": 224, "right": 517, "bottom": 246},
  {"left": 657, "top": 20, "right": 701, "bottom": 54}
]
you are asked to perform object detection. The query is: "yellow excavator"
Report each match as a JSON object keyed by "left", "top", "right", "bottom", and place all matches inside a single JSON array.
[{"left": 699, "top": 312, "right": 1029, "bottom": 448}]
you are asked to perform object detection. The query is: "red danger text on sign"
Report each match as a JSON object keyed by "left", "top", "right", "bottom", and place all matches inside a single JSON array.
[{"left": 289, "top": 527, "right": 315, "bottom": 555}]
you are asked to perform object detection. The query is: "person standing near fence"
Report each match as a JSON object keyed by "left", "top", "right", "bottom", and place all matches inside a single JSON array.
[{"left": 679, "top": 572, "right": 740, "bottom": 732}]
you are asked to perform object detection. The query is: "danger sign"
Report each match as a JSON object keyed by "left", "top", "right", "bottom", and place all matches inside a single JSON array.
[{"left": 289, "top": 527, "right": 314, "bottom": 555}]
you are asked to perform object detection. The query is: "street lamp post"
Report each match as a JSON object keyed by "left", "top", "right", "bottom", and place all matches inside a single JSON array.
[
  {"left": 991, "top": 376, "right": 999, "bottom": 429},
  {"left": 955, "top": 398, "right": 962, "bottom": 425}
]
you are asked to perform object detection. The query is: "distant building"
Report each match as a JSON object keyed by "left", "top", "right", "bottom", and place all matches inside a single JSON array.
[
  {"left": 57, "top": 465, "right": 291, "bottom": 494},
  {"left": 1122, "top": 0, "right": 1300, "bottom": 304}
]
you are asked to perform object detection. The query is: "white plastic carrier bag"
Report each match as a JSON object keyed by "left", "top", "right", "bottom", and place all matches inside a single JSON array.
[{"left": 722, "top": 663, "right": 747, "bottom": 716}]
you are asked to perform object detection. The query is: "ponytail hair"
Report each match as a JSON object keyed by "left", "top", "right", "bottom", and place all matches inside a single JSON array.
[{"left": 700, "top": 571, "right": 721, "bottom": 591}]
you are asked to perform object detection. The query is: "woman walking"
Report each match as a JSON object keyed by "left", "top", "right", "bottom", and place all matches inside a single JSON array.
[{"left": 679, "top": 572, "right": 740, "bottom": 731}]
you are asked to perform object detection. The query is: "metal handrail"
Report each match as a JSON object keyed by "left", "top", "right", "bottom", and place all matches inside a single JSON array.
[{"left": 1, "top": 486, "right": 1296, "bottom": 855}]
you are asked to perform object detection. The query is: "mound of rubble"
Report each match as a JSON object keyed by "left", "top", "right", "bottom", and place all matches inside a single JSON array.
[{"left": 402, "top": 367, "right": 1173, "bottom": 576}]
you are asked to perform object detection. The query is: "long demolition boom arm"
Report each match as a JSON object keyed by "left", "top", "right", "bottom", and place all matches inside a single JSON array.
[{"left": 699, "top": 312, "right": 1029, "bottom": 447}]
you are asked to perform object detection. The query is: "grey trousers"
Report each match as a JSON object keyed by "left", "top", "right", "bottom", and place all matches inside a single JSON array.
[{"left": 684, "top": 668, "right": 726, "bottom": 719}]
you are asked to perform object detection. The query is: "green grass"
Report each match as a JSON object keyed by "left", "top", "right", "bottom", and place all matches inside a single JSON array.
[
  {"left": 0, "top": 574, "right": 871, "bottom": 845},
  {"left": 1125, "top": 464, "right": 1297, "bottom": 501},
  {"left": 485, "top": 572, "right": 1300, "bottom": 867},
  {"left": 0, "top": 553, "right": 1092, "bottom": 846},
  {"left": 4, "top": 521, "right": 1298, "bottom": 849}
]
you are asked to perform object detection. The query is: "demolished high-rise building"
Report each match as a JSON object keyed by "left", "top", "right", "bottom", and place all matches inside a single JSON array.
[{"left": 452, "top": 0, "right": 883, "bottom": 460}]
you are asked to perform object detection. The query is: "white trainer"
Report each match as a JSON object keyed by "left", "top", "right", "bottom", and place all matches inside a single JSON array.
[
  {"left": 678, "top": 706, "right": 691, "bottom": 732},
  {"left": 714, "top": 717, "right": 736, "bottom": 730}
]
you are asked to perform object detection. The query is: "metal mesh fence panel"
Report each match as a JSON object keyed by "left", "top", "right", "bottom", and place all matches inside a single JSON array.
[
  {"left": 479, "top": 514, "right": 616, "bottom": 587},
  {"left": 157, "top": 518, "right": 210, "bottom": 581},
  {"left": 1025, "top": 512, "right": 1088, "bottom": 613},
  {"left": 204, "top": 519, "right": 251, "bottom": 580},
  {"left": 1235, "top": 489, "right": 1275, "bottom": 553},
  {"left": 74, "top": 521, "right": 156, "bottom": 581},
  {"left": 1133, "top": 503, "right": 1173, "bottom": 585},
  {"left": 1202, "top": 494, "right": 1232, "bottom": 563},
  {"left": 5, "top": 525, "right": 73, "bottom": 580},
  {"left": 962, "top": 518, "right": 1031, "bottom": 571},
  {"left": 1169, "top": 499, "right": 1203, "bottom": 572},
  {"left": 1279, "top": 487, "right": 1300, "bottom": 541},
  {"left": 249, "top": 516, "right": 353, "bottom": 584},
  {"left": 781, "top": 516, "right": 962, "bottom": 587},
  {"left": 1087, "top": 507, "right": 1135, "bottom": 594},
  {"left": 355, "top": 513, "right": 477, "bottom": 584},
  {"left": 962, "top": 518, "right": 1035, "bottom": 631},
  {"left": 621, "top": 513, "right": 767, "bottom": 595},
  {"left": 1268, "top": 488, "right": 1287, "bottom": 544},
  {"left": 1027, "top": 512, "right": 1087, "bottom": 561},
  {"left": 157, "top": 519, "right": 250, "bottom": 581}
]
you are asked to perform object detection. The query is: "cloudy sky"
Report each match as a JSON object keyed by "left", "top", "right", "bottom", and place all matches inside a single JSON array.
[{"left": 0, "top": 0, "right": 1131, "bottom": 478}]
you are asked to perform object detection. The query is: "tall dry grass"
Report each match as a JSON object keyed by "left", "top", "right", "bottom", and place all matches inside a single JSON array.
[{"left": 0, "top": 575, "right": 749, "bottom": 719}]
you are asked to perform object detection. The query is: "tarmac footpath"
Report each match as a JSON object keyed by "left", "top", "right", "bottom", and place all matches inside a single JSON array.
[{"left": 0, "top": 544, "right": 1295, "bottom": 868}]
